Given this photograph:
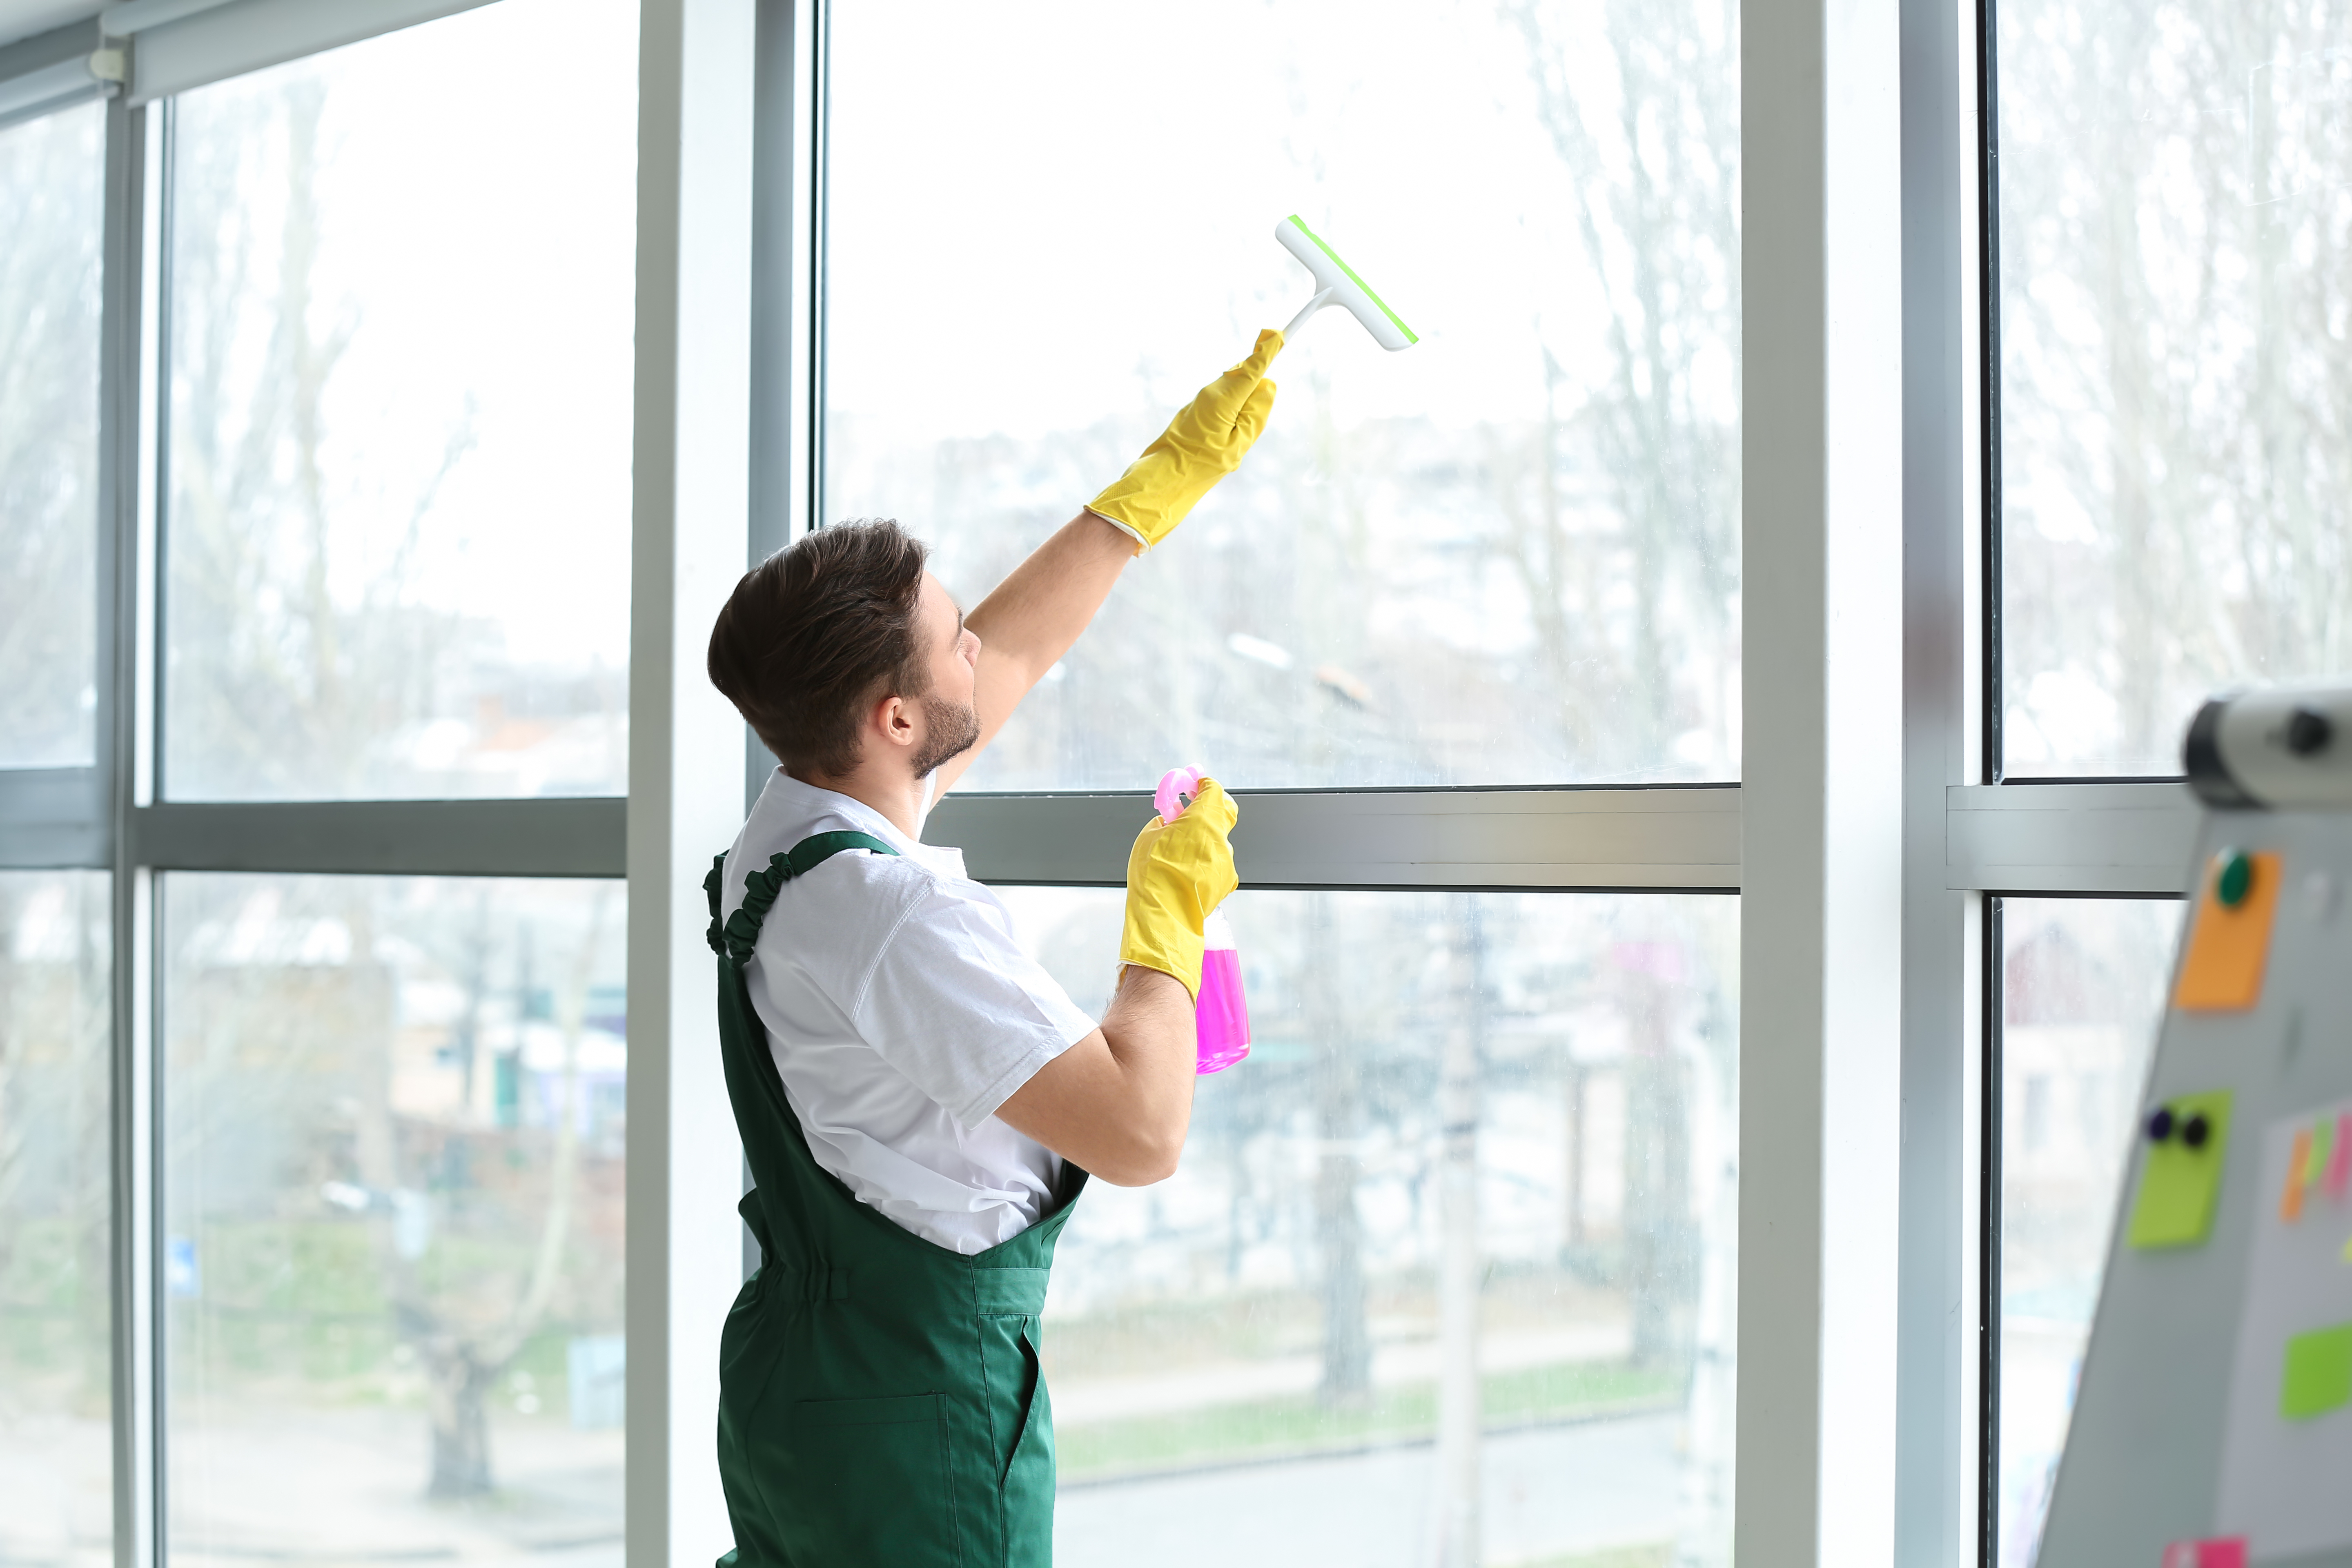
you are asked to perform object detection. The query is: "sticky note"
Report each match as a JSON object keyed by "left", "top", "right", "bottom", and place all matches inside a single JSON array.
[
  {"left": 2286, "top": 1127, "right": 2314, "bottom": 1221},
  {"left": 2282, "top": 1323, "right": 2352, "bottom": 1419},
  {"left": 2129, "top": 1091, "right": 2234, "bottom": 1249},
  {"left": 2332, "top": 1114, "right": 2352, "bottom": 1201},
  {"left": 2175, "top": 850, "right": 2283, "bottom": 1011},
  {"left": 2162, "top": 1539, "right": 2248, "bottom": 1568}
]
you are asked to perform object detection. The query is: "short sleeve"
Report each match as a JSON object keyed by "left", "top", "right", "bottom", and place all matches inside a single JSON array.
[{"left": 849, "top": 878, "right": 1097, "bottom": 1127}]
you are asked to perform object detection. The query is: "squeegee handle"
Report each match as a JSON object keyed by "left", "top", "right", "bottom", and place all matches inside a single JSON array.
[{"left": 1282, "top": 286, "right": 1335, "bottom": 340}]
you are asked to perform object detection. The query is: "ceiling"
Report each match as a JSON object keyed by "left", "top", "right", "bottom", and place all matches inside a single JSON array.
[{"left": 0, "top": 0, "right": 99, "bottom": 53}]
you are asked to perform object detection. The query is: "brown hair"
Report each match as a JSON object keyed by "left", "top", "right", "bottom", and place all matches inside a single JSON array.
[{"left": 706, "top": 519, "right": 933, "bottom": 778}]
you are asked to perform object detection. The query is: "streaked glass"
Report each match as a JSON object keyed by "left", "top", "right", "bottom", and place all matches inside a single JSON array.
[
  {"left": 826, "top": 0, "right": 1741, "bottom": 789},
  {"left": 1997, "top": 0, "right": 2352, "bottom": 773},
  {"left": 1996, "top": 896, "right": 2183, "bottom": 1567},
  {"left": 163, "top": 875, "right": 625, "bottom": 1568},
  {"left": 993, "top": 888, "right": 1739, "bottom": 1568},
  {"left": 0, "top": 103, "right": 104, "bottom": 767},
  {"left": 162, "top": 0, "right": 637, "bottom": 800},
  {"left": 0, "top": 872, "right": 112, "bottom": 1568}
]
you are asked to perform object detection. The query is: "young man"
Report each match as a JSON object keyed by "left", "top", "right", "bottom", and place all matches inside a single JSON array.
[{"left": 702, "top": 331, "right": 1283, "bottom": 1566}]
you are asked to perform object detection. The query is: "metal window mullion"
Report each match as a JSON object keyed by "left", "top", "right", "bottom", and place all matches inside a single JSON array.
[
  {"left": 803, "top": 0, "right": 828, "bottom": 536},
  {"left": 1977, "top": 0, "right": 2004, "bottom": 784},
  {"left": 148, "top": 97, "right": 172, "bottom": 806},
  {"left": 1945, "top": 781, "right": 2201, "bottom": 895},
  {"left": 96, "top": 86, "right": 151, "bottom": 1568},
  {"left": 924, "top": 786, "right": 1744, "bottom": 893},
  {"left": 1977, "top": 893, "right": 2004, "bottom": 1568},
  {"left": 126, "top": 798, "right": 629, "bottom": 877}
]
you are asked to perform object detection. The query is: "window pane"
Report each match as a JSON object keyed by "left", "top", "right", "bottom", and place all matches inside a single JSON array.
[
  {"left": 825, "top": 1, "right": 1741, "bottom": 789},
  {"left": 0, "top": 872, "right": 111, "bottom": 1567},
  {"left": 993, "top": 887, "right": 1737, "bottom": 1568},
  {"left": 0, "top": 104, "right": 103, "bottom": 767},
  {"left": 1996, "top": 2, "right": 2352, "bottom": 774},
  {"left": 163, "top": 875, "right": 625, "bottom": 1568},
  {"left": 1997, "top": 897, "right": 2183, "bottom": 1567},
  {"left": 163, "top": 0, "right": 637, "bottom": 801}
]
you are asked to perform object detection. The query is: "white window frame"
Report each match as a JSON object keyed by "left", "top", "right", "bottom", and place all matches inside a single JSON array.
[{"left": 0, "top": 0, "right": 2204, "bottom": 1562}]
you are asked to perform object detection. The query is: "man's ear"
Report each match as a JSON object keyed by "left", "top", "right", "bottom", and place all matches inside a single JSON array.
[{"left": 870, "top": 692, "right": 915, "bottom": 749}]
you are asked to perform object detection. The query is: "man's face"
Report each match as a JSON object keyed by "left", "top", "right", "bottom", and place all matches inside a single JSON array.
[{"left": 907, "top": 572, "right": 980, "bottom": 778}]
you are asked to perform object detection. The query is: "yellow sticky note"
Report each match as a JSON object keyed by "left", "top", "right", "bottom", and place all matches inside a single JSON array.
[
  {"left": 2129, "top": 1091, "right": 2234, "bottom": 1250},
  {"left": 2175, "top": 851, "right": 2283, "bottom": 1012}
]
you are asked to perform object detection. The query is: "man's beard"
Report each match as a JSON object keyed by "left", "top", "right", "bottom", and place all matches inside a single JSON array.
[{"left": 909, "top": 691, "right": 981, "bottom": 778}]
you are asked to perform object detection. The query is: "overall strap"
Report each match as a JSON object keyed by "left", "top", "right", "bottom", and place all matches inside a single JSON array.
[
  {"left": 705, "top": 831, "right": 899, "bottom": 966},
  {"left": 705, "top": 830, "right": 904, "bottom": 1281}
]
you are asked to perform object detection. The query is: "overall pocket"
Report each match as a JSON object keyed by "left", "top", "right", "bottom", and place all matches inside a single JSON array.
[
  {"left": 977, "top": 1313, "right": 1056, "bottom": 1568},
  {"left": 777, "top": 1394, "right": 960, "bottom": 1568}
]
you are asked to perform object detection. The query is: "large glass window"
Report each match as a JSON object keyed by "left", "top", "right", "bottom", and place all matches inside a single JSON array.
[
  {"left": 1993, "top": 897, "right": 2183, "bottom": 1568},
  {"left": 0, "top": 871, "right": 112, "bottom": 1568},
  {"left": 1995, "top": 0, "right": 2352, "bottom": 775},
  {"left": 162, "top": 875, "right": 625, "bottom": 1568},
  {"left": 161, "top": 0, "right": 638, "bottom": 802},
  {"left": 825, "top": 0, "right": 1741, "bottom": 790},
  {"left": 992, "top": 887, "right": 1737, "bottom": 1568},
  {"left": 0, "top": 102, "right": 105, "bottom": 768}
]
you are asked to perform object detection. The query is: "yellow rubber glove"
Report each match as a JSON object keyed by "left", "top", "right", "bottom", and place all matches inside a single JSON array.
[
  {"left": 1118, "top": 777, "right": 1241, "bottom": 1000},
  {"left": 1087, "top": 331, "right": 1282, "bottom": 552}
]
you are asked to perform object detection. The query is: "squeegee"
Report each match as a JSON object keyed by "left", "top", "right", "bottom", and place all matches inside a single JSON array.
[{"left": 1276, "top": 214, "right": 1417, "bottom": 351}]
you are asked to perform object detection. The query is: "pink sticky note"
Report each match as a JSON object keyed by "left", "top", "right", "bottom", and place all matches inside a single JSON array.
[
  {"left": 2159, "top": 1537, "right": 2245, "bottom": 1568},
  {"left": 2332, "top": 1114, "right": 2352, "bottom": 1201}
]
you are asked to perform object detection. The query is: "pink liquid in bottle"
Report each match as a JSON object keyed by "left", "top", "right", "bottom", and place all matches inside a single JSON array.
[{"left": 1156, "top": 766, "right": 1251, "bottom": 1075}]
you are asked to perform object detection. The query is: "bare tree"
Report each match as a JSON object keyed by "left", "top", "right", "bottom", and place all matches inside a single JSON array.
[{"left": 2000, "top": 0, "right": 2352, "bottom": 766}]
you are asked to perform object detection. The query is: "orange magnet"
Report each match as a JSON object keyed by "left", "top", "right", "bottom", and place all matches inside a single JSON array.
[{"left": 2175, "top": 849, "right": 2283, "bottom": 1012}]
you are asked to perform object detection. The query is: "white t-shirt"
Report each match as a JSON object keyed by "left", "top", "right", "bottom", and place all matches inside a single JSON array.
[{"left": 719, "top": 770, "right": 1096, "bottom": 1254}]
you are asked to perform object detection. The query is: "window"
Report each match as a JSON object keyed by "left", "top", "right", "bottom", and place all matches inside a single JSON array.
[
  {"left": 0, "top": 102, "right": 104, "bottom": 768},
  {"left": 998, "top": 887, "right": 1737, "bottom": 1566},
  {"left": 128, "top": 6, "right": 644, "bottom": 1562},
  {"left": 1991, "top": 898, "right": 2182, "bottom": 1568},
  {"left": 1994, "top": 0, "right": 2352, "bottom": 776},
  {"left": 822, "top": 4, "right": 1744, "bottom": 1558},
  {"left": 162, "top": 875, "right": 625, "bottom": 1568},
  {"left": 825, "top": 0, "right": 1740, "bottom": 790},
  {"left": 161, "top": 0, "right": 638, "bottom": 801},
  {"left": 0, "top": 871, "right": 111, "bottom": 1568}
]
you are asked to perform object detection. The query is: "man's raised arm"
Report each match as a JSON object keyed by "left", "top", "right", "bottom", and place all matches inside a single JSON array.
[{"left": 931, "top": 330, "right": 1284, "bottom": 796}]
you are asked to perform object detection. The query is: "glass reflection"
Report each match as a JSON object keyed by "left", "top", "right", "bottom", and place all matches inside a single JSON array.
[
  {"left": 0, "top": 104, "right": 103, "bottom": 768},
  {"left": 1997, "top": 0, "right": 2352, "bottom": 774},
  {"left": 163, "top": 875, "right": 625, "bottom": 1568},
  {"left": 0, "top": 872, "right": 111, "bottom": 1568},
  {"left": 995, "top": 888, "right": 1739, "bottom": 1568},
  {"left": 163, "top": 0, "right": 637, "bottom": 801},
  {"left": 826, "top": 0, "right": 1742, "bottom": 790}
]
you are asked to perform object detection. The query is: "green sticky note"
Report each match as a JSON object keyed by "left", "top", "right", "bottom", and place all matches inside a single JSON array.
[
  {"left": 2127, "top": 1090, "right": 2234, "bottom": 1249},
  {"left": 2283, "top": 1323, "right": 2352, "bottom": 1419}
]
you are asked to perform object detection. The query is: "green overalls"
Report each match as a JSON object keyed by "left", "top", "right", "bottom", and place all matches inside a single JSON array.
[{"left": 705, "top": 833, "right": 1088, "bottom": 1568}]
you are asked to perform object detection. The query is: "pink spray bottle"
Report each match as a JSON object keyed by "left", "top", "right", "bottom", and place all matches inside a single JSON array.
[{"left": 1156, "top": 766, "right": 1251, "bottom": 1074}]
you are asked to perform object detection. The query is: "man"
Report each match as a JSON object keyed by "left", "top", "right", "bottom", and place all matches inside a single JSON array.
[{"left": 702, "top": 330, "right": 1283, "bottom": 1566}]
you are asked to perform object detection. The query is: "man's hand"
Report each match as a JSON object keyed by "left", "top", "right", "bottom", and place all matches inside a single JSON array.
[
  {"left": 1086, "top": 330, "right": 1283, "bottom": 552},
  {"left": 995, "top": 781, "right": 1241, "bottom": 1185},
  {"left": 1116, "top": 778, "right": 1240, "bottom": 1000},
  {"left": 995, "top": 965, "right": 1196, "bottom": 1186}
]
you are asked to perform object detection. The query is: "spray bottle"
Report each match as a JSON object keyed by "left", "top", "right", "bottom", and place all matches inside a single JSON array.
[{"left": 1155, "top": 766, "right": 1251, "bottom": 1074}]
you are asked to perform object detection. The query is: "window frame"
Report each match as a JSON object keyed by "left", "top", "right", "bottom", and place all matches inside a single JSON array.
[
  {"left": 1964, "top": 0, "right": 2215, "bottom": 1557},
  {"left": 0, "top": 0, "right": 2132, "bottom": 1561}
]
